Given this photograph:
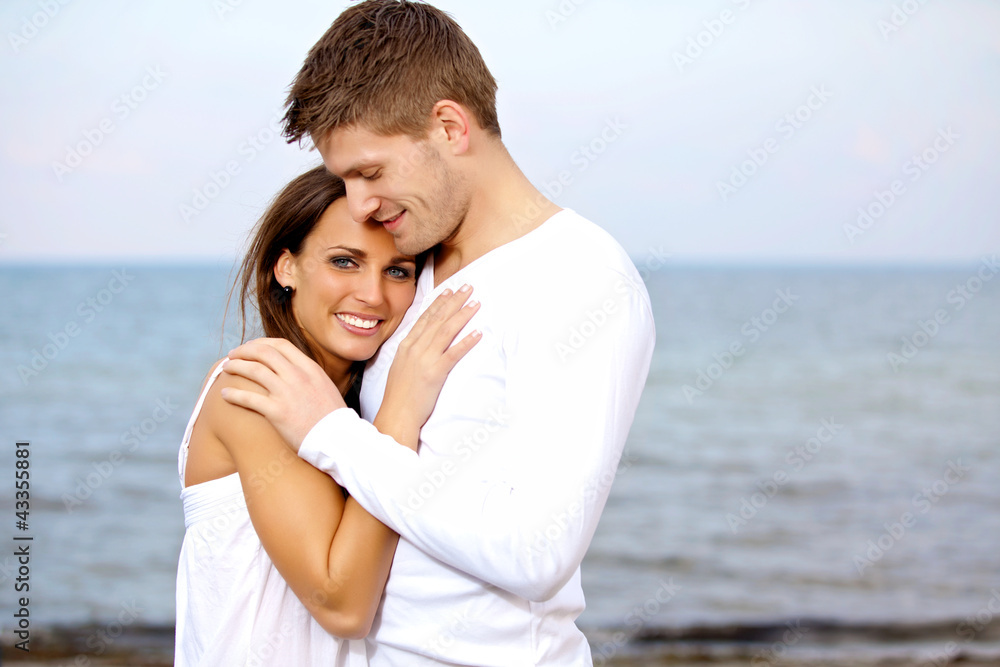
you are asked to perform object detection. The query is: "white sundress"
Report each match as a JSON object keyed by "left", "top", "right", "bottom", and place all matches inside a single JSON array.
[{"left": 174, "top": 360, "right": 367, "bottom": 666}]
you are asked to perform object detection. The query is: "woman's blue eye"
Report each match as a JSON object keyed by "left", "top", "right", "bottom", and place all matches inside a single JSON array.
[
  {"left": 331, "top": 257, "right": 357, "bottom": 268},
  {"left": 386, "top": 266, "right": 412, "bottom": 279}
]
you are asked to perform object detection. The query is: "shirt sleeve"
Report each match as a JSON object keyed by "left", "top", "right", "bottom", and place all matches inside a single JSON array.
[{"left": 299, "top": 268, "right": 655, "bottom": 602}]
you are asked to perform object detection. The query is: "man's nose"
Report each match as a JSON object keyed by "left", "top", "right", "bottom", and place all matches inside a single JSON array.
[{"left": 346, "top": 180, "right": 381, "bottom": 223}]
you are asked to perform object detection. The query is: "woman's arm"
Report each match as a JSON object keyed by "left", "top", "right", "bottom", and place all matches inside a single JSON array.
[
  {"left": 192, "top": 288, "right": 481, "bottom": 639},
  {"left": 197, "top": 373, "right": 395, "bottom": 638}
]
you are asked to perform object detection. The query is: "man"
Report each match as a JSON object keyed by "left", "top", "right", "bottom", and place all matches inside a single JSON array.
[{"left": 222, "top": 1, "right": 655, "bottom": 664}]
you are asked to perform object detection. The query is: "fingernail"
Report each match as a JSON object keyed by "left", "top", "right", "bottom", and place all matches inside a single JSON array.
[
  {"left": 467, "top": 300, "right": 479, "bottom": 308},
  {"left": 442, "top": 288, "right": 453, "bottom": 297},
  {"left": 459, "top": 284, "right": 472, "bottom": 293},
  {"left": 472, "top": 330, "right": 482, "bottom": 338}
]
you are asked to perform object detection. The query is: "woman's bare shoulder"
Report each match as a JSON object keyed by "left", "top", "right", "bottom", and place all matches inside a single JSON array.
[
  {"left": 197, "top": 360, "right": 334, "bottom": 494},
  {"left": 198, "top": 360, "right": 282, "bottom": 453}
]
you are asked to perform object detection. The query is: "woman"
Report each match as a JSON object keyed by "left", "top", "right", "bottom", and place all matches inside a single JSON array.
[{"left": 175, "top": 165, "right": 480, "bottom": 666}]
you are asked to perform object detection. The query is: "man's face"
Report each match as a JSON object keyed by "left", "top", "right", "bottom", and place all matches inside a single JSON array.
[{"left": 317, "top": 124, "right": 470, "bottom": 256}]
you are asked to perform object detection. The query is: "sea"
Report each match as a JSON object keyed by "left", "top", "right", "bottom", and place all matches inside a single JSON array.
[{"left": 0, "top": 262, "right": 998, "bottom": 665}]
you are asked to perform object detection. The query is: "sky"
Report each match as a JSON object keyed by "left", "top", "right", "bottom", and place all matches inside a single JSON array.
[{"left": 1, "top": 0, "right": 998, "bottom": 265}]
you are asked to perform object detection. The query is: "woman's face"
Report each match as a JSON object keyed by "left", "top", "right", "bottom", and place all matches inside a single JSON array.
[{"left": 277, "top": 197, "right": 418, "bottom": 379}]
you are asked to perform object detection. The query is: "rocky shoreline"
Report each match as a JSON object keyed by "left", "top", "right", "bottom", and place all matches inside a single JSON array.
[{"left": 4, "top": 621, "right": 1000, "bottom": 666}]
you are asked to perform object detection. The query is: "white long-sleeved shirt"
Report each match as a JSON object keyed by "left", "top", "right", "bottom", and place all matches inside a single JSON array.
[{"left": 299, "top": 209, "right": 655, "bottom": 666}]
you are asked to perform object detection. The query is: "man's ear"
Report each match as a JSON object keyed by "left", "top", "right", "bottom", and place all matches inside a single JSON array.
[
  {"left": 430, "top": 100, "right": 471, "bottom": 155},
  {"left": 274, "top": 249, "right": 296, "bottom": 288}
]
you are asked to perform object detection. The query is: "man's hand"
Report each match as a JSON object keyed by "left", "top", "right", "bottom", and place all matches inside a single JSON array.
[{"left": 220, "top": 338, "right": 346, "bottom": 452}]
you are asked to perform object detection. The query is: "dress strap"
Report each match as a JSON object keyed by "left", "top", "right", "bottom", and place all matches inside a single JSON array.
[{"left": 177, "top": 359, "right": 229, "bottom": 487}]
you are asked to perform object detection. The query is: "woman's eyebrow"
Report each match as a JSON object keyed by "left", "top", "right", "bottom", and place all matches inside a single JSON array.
[{"left": 327, "top": 245, "right": 366, "bottom": 257}]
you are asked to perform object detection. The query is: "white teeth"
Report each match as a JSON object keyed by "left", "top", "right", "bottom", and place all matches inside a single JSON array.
[{"left": 337, "top": 314, "right": 379, "bottom": 329}]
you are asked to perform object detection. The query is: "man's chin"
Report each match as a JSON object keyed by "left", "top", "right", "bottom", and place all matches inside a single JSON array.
[{"left": 394, "top": 235, "right": 433, "bottom": 257}]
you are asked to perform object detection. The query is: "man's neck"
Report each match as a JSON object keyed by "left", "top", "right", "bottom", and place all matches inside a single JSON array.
[{"left": 433, "top": 150, "right": 561, "bottom": 286}]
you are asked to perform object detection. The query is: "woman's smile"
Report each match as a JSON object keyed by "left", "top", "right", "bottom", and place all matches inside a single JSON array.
[{"left": 335, "top": 311, "right": 385, "bottom": 335}]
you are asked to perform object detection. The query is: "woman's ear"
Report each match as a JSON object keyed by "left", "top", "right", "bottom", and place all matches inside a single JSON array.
[{"left": 274, "top": 249, "right": 295, "bottom": 289}]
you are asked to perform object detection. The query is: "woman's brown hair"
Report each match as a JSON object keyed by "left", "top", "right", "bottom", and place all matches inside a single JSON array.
[{"left": 233, "top": 165, "right": 346, "bottom": 358}]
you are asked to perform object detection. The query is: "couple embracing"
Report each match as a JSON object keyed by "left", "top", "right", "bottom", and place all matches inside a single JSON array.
[{"left": 174, "top": 2, "right": 654, "bottom": 665}]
